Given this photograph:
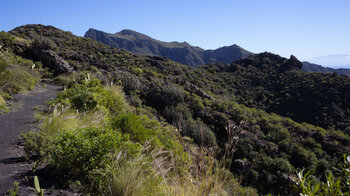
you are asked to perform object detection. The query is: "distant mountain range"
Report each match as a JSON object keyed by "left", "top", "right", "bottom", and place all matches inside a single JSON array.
[
  {"left": 302, "top": 61, "right": 350, "bottom": 76},
  {"left": 309, "top": 54, "right": 350, "bottom": 68},
  {"left": 84, "top": 28, "right": 350, "bottom": 76},
  {"left": 84, "top": 28, "right": 253, "bottom": 67}
]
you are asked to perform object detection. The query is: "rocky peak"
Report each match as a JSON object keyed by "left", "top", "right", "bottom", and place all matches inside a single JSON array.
[
  {"left": 118, "top": 29, "right": 139, "bottom": 35},
  {"left": 280, "top": 55, "right": 303, "bottom": 72}
]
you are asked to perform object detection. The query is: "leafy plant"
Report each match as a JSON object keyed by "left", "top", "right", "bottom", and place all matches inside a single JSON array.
[
  {"left": 294, "top": 155, "right": 350, "bottom": 196},
  {"left": 50, "top": 126, "right": 140, "bottom": 187},
  {"left": 110, "top": 113, "right": 160, "bottom": 145},
  {"left": 34, "top": 176, "right": 44, "bottom": 196},
  {"left": 5, "top": 181, "right": 19, "bottom": 196}
]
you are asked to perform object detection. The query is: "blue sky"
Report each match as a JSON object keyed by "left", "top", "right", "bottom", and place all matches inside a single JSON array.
[{"left": 1, "top": 0, "right": 350, "bottom": 67}]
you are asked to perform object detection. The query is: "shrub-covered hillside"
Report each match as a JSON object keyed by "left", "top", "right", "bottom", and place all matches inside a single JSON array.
[
  {"left": 0, "top": 31, "right": 41, "bottom": 112},
  {"left": 6, "top": 24, "right": 350, "bottom": 194},
  {"left": 1, "top": 29, "right": 257, "bottom": 195},
  {"left": 24, "top": 76, "right": 256, "bottom": 195},
  {"left": 199, "top": 53, "right": 350, "bottom": 131}
]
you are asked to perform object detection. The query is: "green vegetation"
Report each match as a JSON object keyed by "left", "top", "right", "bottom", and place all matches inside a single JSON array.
[
  {"left": 294, "top": 154, "right": 350, "bottom": 195},
  {"left": 23, "top": 78, "right": 256, "bottom": 195},
  {"left": 0, "top": 52, "right": 39, "bottom": 93},
  {"left": 5, "top": 24, "right": 349, "bottom": 194},
  {"left": 5, "top": 182, "right": 19, "bottom": 196},
  {"left": 0, "top": 31, "right": 41, "bottom": 112},
  {"left": 0, "top": 93, "right": 6, "bottom": 111},
  {"left": 34, "top": 176, "right": 44, "bottom": 196}
]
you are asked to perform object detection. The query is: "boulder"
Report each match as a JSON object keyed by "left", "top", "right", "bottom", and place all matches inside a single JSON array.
[{"left": 33, "top": 49, "right": 73, "bottom": 74}]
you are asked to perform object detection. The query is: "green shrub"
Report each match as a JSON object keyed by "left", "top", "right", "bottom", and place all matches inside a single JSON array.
[
  {"left": 116, "top": 72, "right": 140, "bottom": 93},
  {"left": 54, "top": 79, "right": 127, "bottom": 114},
  {"left": 270, "top": 157, "right": 294, "bottom": 174},
  {"left": 98, "top": 86, "right": 127, "bottom": 115},
  {"left": 161, "top": 82, "right": 185, "bottom": 104},
  {"left": 132, "top": 67, "right": 143, "bottom": 76},
  {"left": 61, "top": 82, "right": 98, "bottom": 111},
  {"left": 290, "top": 144, "right": 317, "bottom": 168},
  {"left": 51, "top": 127, "right": 140, "bottom": 183},
  {"left": 294, "top": 155, "right": 350, "bottom": 196},
  {"left": 0, "top": 52, "right": 39, "bottom": 94},
  {"left": 0, "top": 58, "right": 7, "bottom": 72},
  {"left": 1, "top": 67, "right": 38, "bottom": 94},
  {"left": 111, "top": 113, "right": 160, "bottom": 146},
  {"left": 182, "top": 118, "right": 217, "bottom": 147},
  {"left": 191, "top": 94, "right": 204, "bottom": 111},
  {"left": 163, "top": 106, "right": 217, "bottom": 147},
  {"left": 0, "top": 31, "right": 15, "bottom": 48},
  {"left": 54, "top": 74, "right": 76, "bottom": 86},
  {"left": 23, "top": 109, "right": 107, "bottom": 160},
  {"left": 315, "top": 159, "right": 330, "bottom": 174},
  {"left": 303, "top": 137, "right": 318, "bottom": 149},
  {"left": 32, "top": 34, "right": 56, "bottom": 50},
  {"left": 265, "top": 123, "right": 290, "bottom": 142},
  {"left": 22, "top": 131, "right": 47, "bottom": 158}
]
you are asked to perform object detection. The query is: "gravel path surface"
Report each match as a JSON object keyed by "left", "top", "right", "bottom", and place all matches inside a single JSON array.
[{"left": 0, "top": 84, "right": 61, "bottom": 195}]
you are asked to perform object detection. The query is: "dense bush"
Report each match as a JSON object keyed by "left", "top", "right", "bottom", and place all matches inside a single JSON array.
[
  {"left": 115, "top": 72, "right": 140, "bottom": 93},
  {"left": 161, "top": 81, "right": 185, "bottom": 104},
  {"left": 164, "top": 105, "right": 217, "bottom": 147},
  {"left": 54, "top": 78, "right": 127, "bottom": 114},
  {"left": 111, "top": 113, "right": 160, "bottom": 145},
  {"left": 31, "top": 33, "right": 57, "bottom": 50},
  {"left": 294, "top": 155, "right": 350, "bottom": 195},
  {"left": 0, "top": 31, "right": 15, "bottom": 48},
  {"left": 0, "top": 50, "right": 40, "bottom": 96},
  {"left": 265, "top": 123, "right": 290, "bottom": 142},
  {"left": 51, "top": 127, "right": 140, "bottom": 184}
]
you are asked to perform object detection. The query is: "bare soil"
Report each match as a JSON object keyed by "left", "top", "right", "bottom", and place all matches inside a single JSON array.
[{"left": 0, "top": 84, "right": 61, "bottom": 195}]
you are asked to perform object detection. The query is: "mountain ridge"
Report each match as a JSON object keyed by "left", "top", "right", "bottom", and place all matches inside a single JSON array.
[
  {"left": 85, "top": 28, "right": 350, "bottom": 76},
  {"left": 84, "top": 28, "right": 253, "bottom": 66},
  {"left": 302, "top": 61, "right": 350, "bottom": 76}
]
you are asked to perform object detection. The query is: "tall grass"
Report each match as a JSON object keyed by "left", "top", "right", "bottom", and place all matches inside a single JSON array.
[
  {"left": 0, "top": 50, "right": 40, "bottom": 100},
  {"left": 0, "top": 93, "right": 6, "bottom": 110},
  {"left": 102, "top": 122, "right": 257, "bottom": 196},
  {"left": 23, "top": 107, "right": 107, "bottom": 160}
]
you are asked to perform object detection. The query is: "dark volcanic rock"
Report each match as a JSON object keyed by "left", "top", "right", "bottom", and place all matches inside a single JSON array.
[
  {"left": 64, "top": 50, "right": 110, "bottom": 71},
  {"left": 33, "top": 49, "right": 73, "bottom": 74},
  {"left": 280, "top": 55, "right": 302, "bottom": 72}
]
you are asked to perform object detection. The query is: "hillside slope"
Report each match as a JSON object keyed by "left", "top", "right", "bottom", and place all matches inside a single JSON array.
[
  {"left": 7, "top": 24, "right": 350, "bottom": 194},
  {"left": 84, "top": 28, "right": 253, "bottom": 66}
]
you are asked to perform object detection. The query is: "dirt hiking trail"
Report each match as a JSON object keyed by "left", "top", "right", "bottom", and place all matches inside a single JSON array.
[{"left": 0, "top": 84, "right": 61, "bottom": 195}]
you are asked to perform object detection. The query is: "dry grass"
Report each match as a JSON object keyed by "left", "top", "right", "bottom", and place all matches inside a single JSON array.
[{"left": 103, "top": 122, "right": 257, "bottom": 196}]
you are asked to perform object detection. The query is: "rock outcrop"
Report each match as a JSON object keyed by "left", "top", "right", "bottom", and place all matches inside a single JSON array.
[
  {"left": 280, "top": 55, "right": 302, "bottom": 72},
  {"left": 33, "top": 49, "right": 73, "bottom": 74}
]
